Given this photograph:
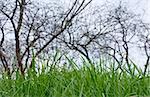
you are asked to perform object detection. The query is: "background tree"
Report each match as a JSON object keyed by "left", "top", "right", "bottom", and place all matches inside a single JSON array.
[
  {"left": 137, "top": 21, "right": 150, "bottom": 75},
  {"left": 0, "top": 0, "right": 93, "bottom": 76}
]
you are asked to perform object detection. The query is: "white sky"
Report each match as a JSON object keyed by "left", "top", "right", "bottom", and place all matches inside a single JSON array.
[
  {"left": 94, "top": 0, "right": 150, "bottom": 22},
  {"left": 42, "top": 0, "right": 150, "bottom": 23},
  {"left": 1, "top": 0, "right": 149, "bottom": 69},
  {"left": 91, "top": 0, "right": 150, "bottom": 67},
  {"left": 37, "top": 0, "right": 150, "bottom": 69},
  {"left": 63, "top": 0, "right": 150, "bottom": 68}
]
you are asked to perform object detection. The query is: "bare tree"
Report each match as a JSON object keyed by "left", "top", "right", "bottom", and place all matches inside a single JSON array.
[
  {"left": 95, "top": 4, "right": 147, "bottom": 72},
  {"left": 58, "top": 3, "right": 146, "bottom": 72},
  {"left": 0, "top": 0, "right": 93, "bottom": 76},
  {"left": 137, "top": 22, "right": 150, "bottom": 75}
]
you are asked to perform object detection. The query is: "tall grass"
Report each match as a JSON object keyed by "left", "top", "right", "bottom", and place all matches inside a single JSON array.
[{"left": 0, "top": 55, "right": 149, "bottom": 97}]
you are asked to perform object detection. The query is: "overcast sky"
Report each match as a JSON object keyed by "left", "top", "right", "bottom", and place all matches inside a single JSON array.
[
  {"left": 3, "top": 0, "right": 149, "bottom": 69},
  {"left": 62, "top": 0, "right": 150, "bottom": 68},
  {"left": 38, "top": 0, "right": 150, "bottom": 68},
  {"left": 96, "top": 0, "right": 150, "bottom": 69},
  {"left": 41, "top": 0, "right": 150, "bottom": 23},
  {"left": 93, "top": 0, "right": 150, "bottom": 22}
]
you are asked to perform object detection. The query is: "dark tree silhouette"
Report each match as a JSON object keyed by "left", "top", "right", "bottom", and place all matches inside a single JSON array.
[{"left": 0, "top": 0, "right": 93, "bottom": 76}]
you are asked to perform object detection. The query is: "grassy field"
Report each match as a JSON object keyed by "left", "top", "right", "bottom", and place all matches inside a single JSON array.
[{"left": 0, "top": 57, "right": 149, "bottom": 97}]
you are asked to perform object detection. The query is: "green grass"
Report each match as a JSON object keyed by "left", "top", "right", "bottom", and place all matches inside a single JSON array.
[{"left": 0, "top": 57, "right": 149, "bottom": 97}]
